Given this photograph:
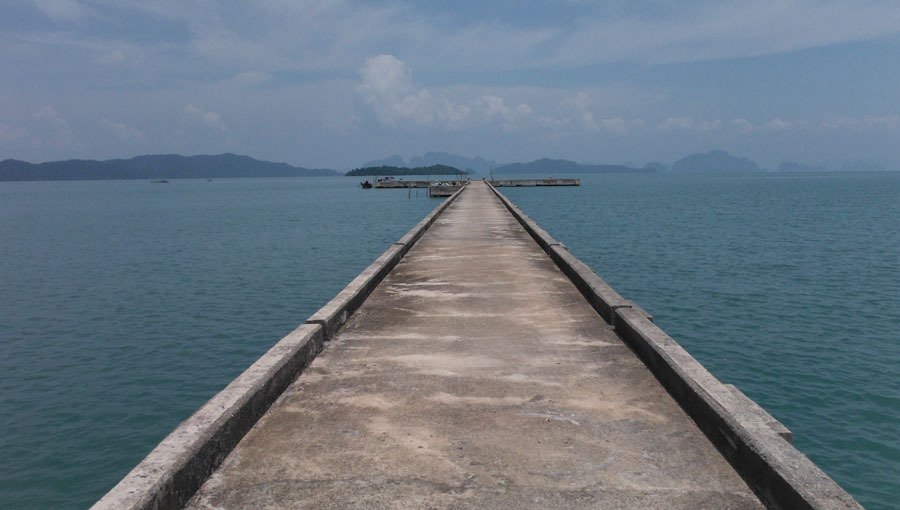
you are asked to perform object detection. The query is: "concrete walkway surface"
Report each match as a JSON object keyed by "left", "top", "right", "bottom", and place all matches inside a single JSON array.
[{"left": 186, "top": 181, "right": 763, "bottom": 509}]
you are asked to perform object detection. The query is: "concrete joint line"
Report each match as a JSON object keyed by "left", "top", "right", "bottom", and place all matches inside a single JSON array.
[{"left": 608, "top": 303, "right": 633, "bottom": 328}]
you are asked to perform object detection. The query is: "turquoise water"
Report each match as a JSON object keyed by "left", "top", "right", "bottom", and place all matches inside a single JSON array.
[
  {"left": 0, "top": 178, "right": 436, "bottom": 509},
  {"left": 501, "top": 172, "right": 900, "bottom": 509},
  {"left": 1, "top": 173, "right": 897, "bottom": 508}
]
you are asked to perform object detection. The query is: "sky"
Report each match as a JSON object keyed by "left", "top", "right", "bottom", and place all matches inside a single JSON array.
[{"left": 2, "top": 0, "right": 900, "bottom": 170}]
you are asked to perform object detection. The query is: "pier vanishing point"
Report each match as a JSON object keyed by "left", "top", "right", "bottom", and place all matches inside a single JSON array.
[{"left": 94, "top": 181, "right": 861, "bottom": 509}]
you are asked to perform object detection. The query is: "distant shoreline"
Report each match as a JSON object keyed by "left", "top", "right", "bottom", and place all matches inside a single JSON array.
[
  {"left": 3, "top": 151, "right": 895, "bottom": 182},
  {"left": 346, "top": 164, "right": 469, "bottom": 177},
  {"left": 0, "top": 153, "right": 339, "bottom": 182}
]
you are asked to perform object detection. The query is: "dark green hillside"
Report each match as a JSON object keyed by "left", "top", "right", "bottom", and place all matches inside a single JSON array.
[{"left": 346, "top": 164, "right": 468, "bottom": 176}]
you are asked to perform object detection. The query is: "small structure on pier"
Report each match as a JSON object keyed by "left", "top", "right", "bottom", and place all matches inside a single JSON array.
[
  {"left": 371, "top": 177, "right": 580, "bottom": 189},
  {"left": 427, "top": 181, "right": 464, "bottom": 197},
  {"left": 490, "top": 177, "right": 579, "bottom": 187}
]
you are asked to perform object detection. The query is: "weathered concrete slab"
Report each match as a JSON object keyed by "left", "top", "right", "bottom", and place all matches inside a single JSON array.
[
  {"left": 186, "top": 182, "right": 764, "bottom": 509},
  {"left": 306, "top": 184, "right": 466, "bottom": 340}
]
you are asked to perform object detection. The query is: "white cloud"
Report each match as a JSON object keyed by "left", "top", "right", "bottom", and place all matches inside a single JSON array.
[
  {"left": 554, "top": 1, "right": 900, "bottom": 66},
  {"left": 657, "top": 116, "right": 721, "bottom": 132},
  {"left": 10, "top": 0, "right": 900, "bottom": 91},
  {"left": 731, "top": 118, "right": 754, "bottom": 133},
  {"left": 563, "top": 92, "right": 600, "bottom": 131},
  {"left": 231, "top": 71, "right": 274, "bottom": 86},
  {"left": 184, "top": 104, "right": 227, "bottom": 131},
  {"left": 7, "top": 3, "right": 900, "bottom": 167},
  {"left": 29, "top": 0, "right": 88, "bottom": 20},
  {"left": 117, "top": 0, "right": 900, "bottom": 72},
  {"left": 863, "top": 115, "right": 900, "bottom": 129},
  {"left": 598, "top": 117, "right": 642, "bottom": 133},
  {"left": 30, "top": 105, "right": 79, "bottom": 148},
  {"left": 94, "top": 48, "right": 126, "bottom": 65},
  {"left": 33, "top": 105, "right": 68, "bottom": 129},
  {"left": 658, "top": 117, "right": 692, "bottom": 131},
  {"left": 765, "top": 118, "right": 798, "bottom": 130},
  {"left": 725, "top": 114, "right": 900, "bottom": 133},
  {"left": 356, "top": 54, "right": 414, "bottom": 105},
  {"left": 100, "top": 118, "right": 146, "bottom": 142},
  {"left": 356, "top": 55, "right": 534, "bottom": 131},
  {"left": 356, "top": 56, "right": 651, "bottom": 135},
  {"left": 0, "top": 123, "right": 28, "bottom": 143},
  {"left": 471, "top": 95, "right": 541, "bottom": 131},
  {"left": 561, "top": 92, "right": 640, "bottom": 134},
  {"left": 822, "top": 115, "right": 900, "bottom": 130},
  {"left": 728, "top": 117, "right": 807, "bottom": 132}
]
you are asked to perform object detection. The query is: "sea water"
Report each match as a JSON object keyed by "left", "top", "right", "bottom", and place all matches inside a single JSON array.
[
  {"left": 501, "top": 172, "right": 899, "bottom": 509},
  {"left": 0, "top": 177, "right": 436, "bottom": 508},
  {"left": 0, "top": 173, "right": 897, "bottom": 509}
]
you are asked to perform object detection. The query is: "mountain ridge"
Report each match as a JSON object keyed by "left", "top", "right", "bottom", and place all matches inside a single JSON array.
[
  {"left": 346, "top": 164, "right": 469, "bottom": 176},
  {"left": 671, "top": 150, "right": 760, "bottom": 173},
  {"left": 0, "top": 153, "right": 339, "bottom": 181},
  {"left": 493, "top": 158, "right": 654, "bottom": 175}
]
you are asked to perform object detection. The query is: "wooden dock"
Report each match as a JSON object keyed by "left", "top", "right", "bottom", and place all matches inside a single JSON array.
[{"left": 94, "top": 181, "right": 860, "bottom": 510}]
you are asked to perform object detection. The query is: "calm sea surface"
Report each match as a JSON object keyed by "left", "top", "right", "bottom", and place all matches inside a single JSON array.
[
  {"left": 1, "top": 173, "right": 897, "bottom": 508},
  {"left": 502, "top": 172, "right": 899, "bottom": 509},
  {"left": 0, "top": 177, "right": 437, "bottom": 509}
]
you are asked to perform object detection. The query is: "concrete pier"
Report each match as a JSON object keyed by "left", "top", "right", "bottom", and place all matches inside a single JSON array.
[
  {"left": 181, "top": 182, "right": 760, "bottom": 508},
  {"left": 95, "top": 181, "right": 860, "bottom": 510},
  {"left": 373, "top": 178, "right": 579, "bottom": 189},
  {"left": 491, "top": 178, "right": 580, "bottom": 186}
]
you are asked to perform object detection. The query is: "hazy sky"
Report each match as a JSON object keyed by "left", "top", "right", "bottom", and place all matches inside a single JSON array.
[{"left": 2, "top": 0, "right": 900, "bottom": 169}]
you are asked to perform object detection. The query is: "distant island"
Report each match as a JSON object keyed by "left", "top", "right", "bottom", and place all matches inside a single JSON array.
[
  {"left": 671, "top": 150, "right": 760, "bottom": 173},
  {"left": 362, "top": 152, "right": 496, "bottom": 174},
  {"left": 493, "top": 158, "right": 654, "bottom": 174},
  {"left": 356, "top": 151, "right": 895, "bottom": 175},
  {"left": 4, "top": 151, "right": 890, "bottom": 183},
  {"left": 778, "top": 162, "right": 828, "bottom": 172},
  {"left": 0, "top": 153, "right": 340, "bottom": 182},
  {"left": 346, "top": 164, "right": 469, "bottom": 176}
]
